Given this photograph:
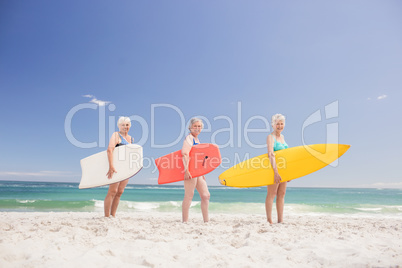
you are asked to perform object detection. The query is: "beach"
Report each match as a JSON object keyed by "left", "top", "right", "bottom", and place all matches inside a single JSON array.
[{"left": 1, "top": 211, "right": 401, "bottom": 268}]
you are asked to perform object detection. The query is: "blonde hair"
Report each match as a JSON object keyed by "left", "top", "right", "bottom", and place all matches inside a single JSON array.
[
  {"left": 271, "top": 114, "right": 285, "bottom": 128},
  {"left": 117, "top": 116, "right": 131, "bottom": 127},
  {"left": 188, "top": 117, "right": 204, "bottom": 130}
]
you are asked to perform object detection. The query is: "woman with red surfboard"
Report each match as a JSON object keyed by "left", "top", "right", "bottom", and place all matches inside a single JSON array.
[{"left": 182, "top": 118, "right": 211, "bottom": 223}]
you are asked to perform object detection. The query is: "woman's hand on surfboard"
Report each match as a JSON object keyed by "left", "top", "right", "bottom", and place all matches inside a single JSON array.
[
  {"left": 106, "top": 167, "right": 117, "bottom": 179},
  {"left": 184, "top": 170, "right": 192, "bottom": 180},
  {"left": 274, "top": 172, "right": 282, "bottom": 184}
]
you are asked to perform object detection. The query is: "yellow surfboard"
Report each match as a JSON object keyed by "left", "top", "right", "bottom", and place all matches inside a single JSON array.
[{"left": 219, "top": 144, "right": 350, "bottom": 188}]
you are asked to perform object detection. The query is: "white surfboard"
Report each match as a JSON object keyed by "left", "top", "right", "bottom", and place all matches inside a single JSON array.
[{"left": 79, "top": 144, "right": 143, "bottom": 189}]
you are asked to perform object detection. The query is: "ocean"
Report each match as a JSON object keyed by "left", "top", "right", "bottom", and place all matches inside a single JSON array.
[{"left": 0, "top": 180, "right": 401, "bottom": 217}]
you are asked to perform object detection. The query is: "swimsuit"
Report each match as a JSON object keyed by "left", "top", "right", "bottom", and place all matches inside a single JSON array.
[
  {"left": 188, "top": 136, "right": 202, "bottom": 179},
  {"left": 271, "top": 134, "right": 288, "bottom": 151},
  {"left": 186, "top": 134, "right": 199, "bottom": 146},
  {"left": 115, "top": 133, "right": 134, "bottom": 147}
]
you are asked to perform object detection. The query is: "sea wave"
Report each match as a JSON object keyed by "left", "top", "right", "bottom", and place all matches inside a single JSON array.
[
  {"left": 125, "top": 186, "right": 185, "bottom": 190},
  {"left": 16, "top": 200, "right": 37, "bottom": 204},
  {"left": 354, "top": 207, "right": 382, "bottom": 212},
  {"left": 1, "top": 199, "right": 402, "bottom": 217}
]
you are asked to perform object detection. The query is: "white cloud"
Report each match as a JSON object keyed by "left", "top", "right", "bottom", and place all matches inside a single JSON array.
[
  {"left": 83, "top": 94, "right": 111, "bottom": 106},
  {"left": 377, "top": 95, "right": 387, "bottom": 100},
  {"left": 0, "top": 171, "right": 78, "bottom": 177},
  {"left": 89, "top": 98, "right": 110, "bottom": 106}
]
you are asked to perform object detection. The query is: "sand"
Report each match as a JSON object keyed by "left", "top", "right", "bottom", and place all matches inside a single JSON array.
[{"left": 0, "top": 212, "right": 401, "bottom": 267}]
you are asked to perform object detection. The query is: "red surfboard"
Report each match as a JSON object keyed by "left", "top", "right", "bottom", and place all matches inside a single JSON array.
[{"left": 155, "top": 143, "right": 222, "bottom": 184}]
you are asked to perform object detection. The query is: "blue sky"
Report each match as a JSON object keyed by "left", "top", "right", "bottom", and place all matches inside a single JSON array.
[{"left": 0, "top": 0, "right": 401, "bottom": 188}]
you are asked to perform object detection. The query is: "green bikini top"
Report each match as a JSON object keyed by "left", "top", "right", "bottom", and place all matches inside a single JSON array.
[{"left": 271, "top": 134, "right": 289, "bottom": 151}]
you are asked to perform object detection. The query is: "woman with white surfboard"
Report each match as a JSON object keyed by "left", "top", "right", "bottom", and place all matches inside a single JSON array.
[
  {"left": 182, "top": 118, "right": 211, "bottom": 223},
  {"left": 266, "top": 114, "right": 289, "bottom": 224},
  {"left": 104, "top": 116, "right": 135, "bottom": 218}
]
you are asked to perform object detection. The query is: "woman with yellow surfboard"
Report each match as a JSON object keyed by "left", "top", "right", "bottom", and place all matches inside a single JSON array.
[
  {"left": 266, "top": 114, "right": 289, "bottom": 224},
  {"left": 182, "top": 118, "right": 211, "bottom": 223}
]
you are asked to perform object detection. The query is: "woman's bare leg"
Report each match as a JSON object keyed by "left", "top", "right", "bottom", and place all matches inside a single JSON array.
[
  {"left": 104, "top": 182, "right": 119, "bottom": 217},
  {"left": 265, "top": 184, "right": 279, "bottom": 224},
  {"left": 276, "top": 182, "right": 287, "bottom": 223},
  {"left": 110, "top": 179, "right": 130, "bottom": 217},
  {"left": 196, "top": 176, "right": 210, "bottom": 223},
  {"left": 182, "top": 178, "right": 197, "bottom": 222}
]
